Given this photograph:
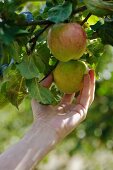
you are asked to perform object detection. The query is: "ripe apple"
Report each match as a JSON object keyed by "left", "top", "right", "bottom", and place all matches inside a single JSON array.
[
  {"left": 47, "top": 23, "right": 86, "bottom": 62},
  {"left": 53, "top": 60, "right": 88, "bottom": 94}
]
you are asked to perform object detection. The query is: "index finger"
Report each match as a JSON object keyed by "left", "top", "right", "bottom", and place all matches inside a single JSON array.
[
  {"left": 89, "top": 70, "right": 95, "bottom": 105},
  {"left": 40, "top": 74, "right": 53, "bottom": 88},
  {"left": 77, "top": 73, "right": 91, "bottom": 111}
]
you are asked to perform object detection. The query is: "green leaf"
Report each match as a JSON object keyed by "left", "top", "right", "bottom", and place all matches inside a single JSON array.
[
  {"left": 97, "top": 22, "right": 113, "bottom": 46},
  {"left": 46, "top": 0, "right": 64, "bottom": 7},
  {"left": 1, "top": 66, "right": 27, "bottom": 108},
  {"left": 11, "top": 41, "right": 22, "bottom": 63},
  {"left": 48, "top": 1, "right": 72, "bottom": 23},
  {"left": 70, "top": 0, "right": 77, "bottom": 8},
  {"left": 6, "top": 90, "right": 26, "bottom": 109},
  {"left": 35, "top": 42, "right": 52, "bottom": 75},
  {"left": 86, "top": 39, "right": 104, "bottom": 66},
  {"left": 0, "top": 81, "right": 9, "bottom": 109},
  {"left": 16, "top": 55, "right": 40, "bottom": 79},
  {"left": 16, "top": 42, "right": 55, "bottom": 79},
  {"left": 96, "top": 45, "right": 113, "bottom": 73},
  {"left": 90, "top": 21, "right": 103, "bottom": 31},
  {"left": 0, "top": 93, "right": 9, "bottom": 109},
  {"left": 0, "top": 24, "right": 28, "bottom": 46},
  {"left": 26, "top": 78, "right": 55, "bottom": 104},
  {"left": 84, "top": 0, "right": 113, "bottom": 17},
  {"left": 87, "top": 15, "right": 99, "bottom": 25}
]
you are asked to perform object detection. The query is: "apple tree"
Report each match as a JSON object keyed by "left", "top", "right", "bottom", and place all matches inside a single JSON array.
[
  {"left": 0, "top": 0, "right": 113, "bottom": 108},
  {"left": 0, "top": 0, "right": 113, "bottom": 152}
]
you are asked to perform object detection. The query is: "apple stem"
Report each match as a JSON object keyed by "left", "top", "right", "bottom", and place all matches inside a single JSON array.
[{"left": 81, "top": 13, "right": 92, "bottom": 26}]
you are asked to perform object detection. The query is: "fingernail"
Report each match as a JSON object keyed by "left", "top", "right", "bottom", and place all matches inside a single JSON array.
[{"left": 89, "top": 70, "right": 95, "bottom": 80}]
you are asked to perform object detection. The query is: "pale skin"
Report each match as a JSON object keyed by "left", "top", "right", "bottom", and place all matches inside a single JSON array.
[{"left": 0, "top": 70, "right": 95, "bottom": 170}]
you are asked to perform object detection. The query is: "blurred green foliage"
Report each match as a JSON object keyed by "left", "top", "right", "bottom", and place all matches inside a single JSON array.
[{"left": 0, "top": 98, "right": 32, "bottom": 153}]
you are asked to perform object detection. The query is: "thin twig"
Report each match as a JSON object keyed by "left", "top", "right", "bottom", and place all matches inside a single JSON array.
[
  {"left": 73, "top": 6, "right": 87, "bottom": 14},
  {"left": 39, "top": 60, "right": 59, "bottom": 83},
  {"left": 19, "top": 20, "right": 53, "bottom": 26},
  {"left": 27, "top": 24, "right": 52, "bottom": 55},
  {"left": 17, "top": 6, "right": 87, "bottom": 27},
  {"left": 81, "top": 13, "right": 92, "bottom": 26}
]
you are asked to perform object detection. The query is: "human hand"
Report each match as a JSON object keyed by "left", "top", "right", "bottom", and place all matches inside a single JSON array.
[{"left": 31, "top": 70, "right": 95, "bottom": 141}]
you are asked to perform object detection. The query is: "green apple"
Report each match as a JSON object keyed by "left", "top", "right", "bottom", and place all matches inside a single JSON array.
[{"left": 53, "top": 60, "right": 88, "bottom": 94}]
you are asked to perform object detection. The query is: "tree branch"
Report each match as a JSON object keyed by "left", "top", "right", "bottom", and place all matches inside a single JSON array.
[
  {"left": 17, "top": 6, "right": 87, "bottom": 27},
  {"left": 73, "top": 6, "right": 87, "bottom": 14},
  {"left": 81, "top": 13, "right": 92, "bottom": 26},
  {"left": 27, "top": 24, "right": 52, "bottom": 55},
  {"left": 39, "top": 60, "right": 59, "bottom": 83},
  {"left": 19, "top": 20, "right": 53, "bottom": 26}
]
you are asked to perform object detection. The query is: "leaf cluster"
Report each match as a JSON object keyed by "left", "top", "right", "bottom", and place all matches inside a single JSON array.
[{"left": 0, "top": 0, "right": 113, "bottom": 107}]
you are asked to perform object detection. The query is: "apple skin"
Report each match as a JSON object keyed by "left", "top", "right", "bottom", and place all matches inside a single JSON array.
[
  {"left": 53, "top": 60, "right": 88, "bottom": 94},
  {"left": 47, "top": 23, "right": 87, "bottom": 62}
]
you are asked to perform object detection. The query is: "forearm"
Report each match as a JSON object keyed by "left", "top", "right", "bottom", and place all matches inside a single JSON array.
[{"left": 0, "top": 121, "right": 57, "bottom": 170}]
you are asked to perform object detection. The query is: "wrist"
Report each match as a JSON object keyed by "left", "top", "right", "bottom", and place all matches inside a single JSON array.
[{"left": 22, "top": 120, "right": 58, "bottom": 166}]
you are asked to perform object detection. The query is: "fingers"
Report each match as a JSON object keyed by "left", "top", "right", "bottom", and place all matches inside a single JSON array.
[
  {"left": 60, "top": 93, "right": 75, "bottom": 105},
  {"left": 89, "top": 70, "right": 95, "bottom": 105},
  {"left": 60, "top": 70, "right": 95, "bottom": 109},
  {"left": 40, "top": 74, "right": 53, "bottom": 88},
  {"left": 55, "top": 70, "right": 95, "bottom": 135},
  {"left": 60, "top": 70, "right": 95, "bottom": 106},
  {"left": 66, "top": 73, "right": 91, "bottom": 125},
  {"left": 76, "top": 70, "right": 95, "bottom": 105},
  {"left": 78, "top": 73, "right": 91, "bottom": 111},
  {"left": 31, "top": 99, "right": 39, "bottom": 120},
  {"left": 76, "top": 91, "right": 82, "bottom": 104},
  {"left": 66, "top": 70, "right": 95, "bottom": 124},
  {"left": 74, "top": 69, "right": 95, "bottom": 121}
]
